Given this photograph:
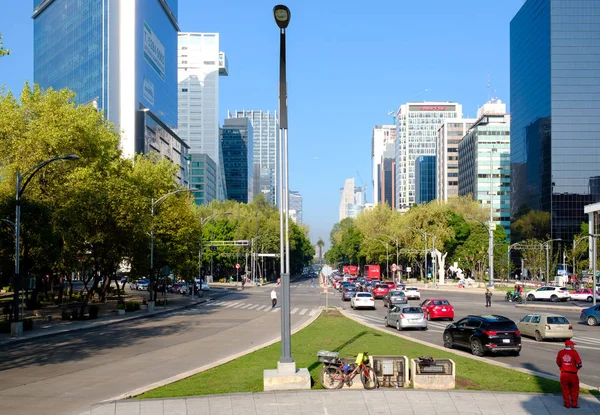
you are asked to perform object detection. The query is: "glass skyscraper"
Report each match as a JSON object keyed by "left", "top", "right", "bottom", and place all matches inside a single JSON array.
[
  {"left": 415, "top": 156, "right": 436, "bottom": 204},
  {"left": 221, "top": 118, "right": 254, "bottom": 203},
  {"left": 510, "top": 0, "right": 600, "bottom": 243}
]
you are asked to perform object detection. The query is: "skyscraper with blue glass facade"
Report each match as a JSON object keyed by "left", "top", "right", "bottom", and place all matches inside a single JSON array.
[
  {"left": 511, "top": 0, "right": 600, "bottom": 243},
  {"left": 221, "top": 118, "right": 254, "bottom": 203},
  {"left": 415, "top": 156, "right": 436, "bottom": 204},
  {"left": 33, "top": 0, "right": 188, "bottom": 183}
]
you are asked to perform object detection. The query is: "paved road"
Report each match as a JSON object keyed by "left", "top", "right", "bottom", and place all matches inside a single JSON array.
[
  {"left": 0, "top": 283, "right": 324, "bottom": 415},
  {"left": 340, "top": 287, "right": 600, "bottom": 387}
]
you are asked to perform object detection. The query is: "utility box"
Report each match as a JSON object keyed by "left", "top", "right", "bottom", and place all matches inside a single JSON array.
[
  {"left": 371, "top": 355, "right": 409, "bottom": 388},
  {"left": 411, "top": 357, "right": 455, "bottom": 390}
]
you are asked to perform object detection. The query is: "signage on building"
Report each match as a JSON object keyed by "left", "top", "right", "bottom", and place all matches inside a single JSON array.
[
  {"left": 143, "top": 22, "right": 166, "bottom": 81},
  {"left": 409, "top": 105, "right": 456, "bottom": 112},
  {"left": 143, "top": 77, "right": 155, "bottom": 106}
]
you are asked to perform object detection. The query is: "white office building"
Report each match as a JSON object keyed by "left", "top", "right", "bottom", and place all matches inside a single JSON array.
[
  {"left": 395, "top": 102, "right": 463, "bottom": 211},
  {"left": 371, "top": 125, "right": 396, "bottom": 205},
  {"left": 289, "top": 190, "right": 303, "bottom": 224},
  {"left": 228, "top": 110, "right": 279, "bottom": 205},
  {"left": 339, "top": 177, "right": 365, "bottom": 221},
  {"left": 178, "top": 32, "right": 229, "bottom": 200}
]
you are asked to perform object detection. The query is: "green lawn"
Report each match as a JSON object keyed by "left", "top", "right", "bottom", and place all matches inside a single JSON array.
[{"left": 137, "top": 310, "right": 591, "bottom": 399}]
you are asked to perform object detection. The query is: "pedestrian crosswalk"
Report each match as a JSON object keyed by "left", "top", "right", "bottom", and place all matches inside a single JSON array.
[{"left": 205, "top": 300, "right": 320, "bottom": 317}]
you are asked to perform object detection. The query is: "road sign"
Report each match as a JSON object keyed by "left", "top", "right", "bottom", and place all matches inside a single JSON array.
[
  {"left": 391, "top": 264, "right": 397, "bottom": 272},
  {"left": 235, "top": 263, "right": 240, "bottom": 269},
  {"left": 406, "top": 267, "right": 412, "bottom": 273}
]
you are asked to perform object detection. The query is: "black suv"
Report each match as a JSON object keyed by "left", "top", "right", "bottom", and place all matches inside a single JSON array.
[{"left": 443, "top": 315, "right": 521, "bottom": 357}]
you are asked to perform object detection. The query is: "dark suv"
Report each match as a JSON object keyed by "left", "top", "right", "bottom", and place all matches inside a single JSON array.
[{"left": 443, "top": 315, "right": 521, "bottom": 357}]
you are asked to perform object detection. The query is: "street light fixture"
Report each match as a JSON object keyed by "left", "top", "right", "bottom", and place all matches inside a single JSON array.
[
  {"left": 377, "top": 233, "right": 399, "bottom": 282},
  {"left": 542, "top": 238, "right": 562, "bottom": 286},
  {"left": 402, "top": 226, "right": 433, "bottom": 286},
  {"left": 11, "top": 155, "right": 79, "bottom": 335},
  {"left": 196, "top": 211, "right": 232, "bottom": 299},
  {"left": 466, "top": 217, "right": 495, "bottom": 289}
]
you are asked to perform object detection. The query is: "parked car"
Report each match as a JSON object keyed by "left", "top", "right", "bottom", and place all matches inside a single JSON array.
[
  {"left": 341, "top": 286, "right": 356, "bottom": 301},
  {"left": 580, "top": 304, "right": 600, "bottom": 326},
  {"left": 569, "top": 288, "right": 600, "bottom": 302},
  {"left": 350, "top": 292, "right": 376, "bottom": 310},
  {"left": 403, "top": 286, "right": 421, "bottom": 300},
  {"left": 383, "top": 290, "right": 408, "bottom": 307},
  {"left": 420, "top": 298, "right": 454, "bottom": 321},
  {"left": 517, "top": 313, "right": 573, "bottom": 342},
  {"left": 384, "top": 305, "right": 427, "bottom": 331},
  {"left": 443, "top": 315, "right": 521, "bottom": 357},
  {"left": 525, "top": 286, "right": 570, "bottom": 302},
  {"left": 135, "top": 279, "right": 149, "bottom": 291},
  {"left": 372, "top": 284, "right": 391, "bottom": 299}
]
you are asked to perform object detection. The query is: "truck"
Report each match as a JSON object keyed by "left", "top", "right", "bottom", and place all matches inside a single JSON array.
[
  {"left": 364, "top": 265, "right": 381, "bottom": 280},
  {"left": 343, "top": 265, "right": 359, "bottom": 276}
]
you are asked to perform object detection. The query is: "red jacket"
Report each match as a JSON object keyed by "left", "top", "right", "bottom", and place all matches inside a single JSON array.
[{"left": 556, "top": 348, "right": 582, "bottom": 373}]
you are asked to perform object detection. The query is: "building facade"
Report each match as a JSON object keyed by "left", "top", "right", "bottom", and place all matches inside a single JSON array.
[
  {"left": 178, "top": 32, "right": 229, "bottom": 200},
  {"left": 289, "top": 190, "right": 303, "bottom": 224},
  {"left": 339, "top": 177, "right": 364, "bottom": 221},
  {"left": 221, "top": 118, "right": 254, "bottom": 203},
  {"left": 458, "top": 113, "right": 511, "bottom": 239},
  {"left": 415, "top": 155, "right": 437, "bottom": 204},
  {"left": 371, "top": 125, "right": 396, "bottom": 205},
  {"left": 395, "top": 102, "right": 462, "bottom": 211},
  {"left": 436, "top": 118, "right": 476, "bottom": 203},
  {"left": 511, "top": 0, "right": 600, "bottom": 243},
  {"left": 33, "top": 0, "right": 189, "bottom": 184},
  {"left": 228, "top": 110, "right": 279, "bottom": 205},
  {"left": 380, "top": 143, "right": 396, "bottom": 209},
  {"left": 189, "top": 153, "right": 217, "bottom": 205}
]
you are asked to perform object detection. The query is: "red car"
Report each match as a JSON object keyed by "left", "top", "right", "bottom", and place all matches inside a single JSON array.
[
  {"left": 420, "top": 298, "right": 454, "bottom": 321},
  {"left": 372, "top": 284, "right": 391, "bottom": 299},
  {"left": 381, "top": 280, "right": 396, "bottom": 289}
]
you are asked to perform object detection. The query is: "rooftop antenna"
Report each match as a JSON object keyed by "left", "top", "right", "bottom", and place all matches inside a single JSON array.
[
  {"left": 487, "top": 73, "right": 491, "bottom": 102},
  {"left": 387, "top": 110, "right": 396, "bottom": 125}
]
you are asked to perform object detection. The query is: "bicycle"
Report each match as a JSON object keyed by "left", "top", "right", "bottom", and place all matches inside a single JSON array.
[{"left": 318, "top": 351, "right": 378, "bottom": 389}]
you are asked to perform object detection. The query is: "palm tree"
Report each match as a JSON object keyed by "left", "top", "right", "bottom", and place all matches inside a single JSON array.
[{"left": 317, "top": 237, "right": 325, "bottom": 264}]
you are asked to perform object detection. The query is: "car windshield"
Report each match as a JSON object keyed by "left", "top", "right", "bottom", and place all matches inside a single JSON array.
[
  {"left": 357, "top": 293, "right": 372, "bottom": 298},
  {"left": 390, "top": 291, "right": 404, "bottom": 296},
  {"left": 488, "top": 321, "right": 518, "bottom": 330},
  {"left": 402, "top": 307, "right": 423, "bottom": 314},
  {"left": 375, "top": 285, "right": 387, "bottom": 289},
  {"left": 405, "top": 287, "right": 418, "bottom": 291},
  {"left": 432, "top": 300, "right": 450, "bottom": 305},
  {"left": 547, "top": 316, "right": 569, "bottom": 324}
]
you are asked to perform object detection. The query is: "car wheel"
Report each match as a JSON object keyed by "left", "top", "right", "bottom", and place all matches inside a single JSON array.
[
  {"left": 421, "top": 326, "right": 428, "bottom": 331},
  {"left": 443, "top": 332, "right": 453, "bottom": 349},
  {"left": 587, "top": 316, "right": 598, "bottom": 326},
  {"left": 534, "top": 330, "right": 543, "bottom": 342},
  {"left": 470, "top": 339, "right": 484, "bottom": 357},
  {"left": 587, "top": 296, "right": 593, "bottom": 302},
  {"left": 396, "top": 320, "right": 402, "bottom": 331},
  {"left": 550, "top": 295, "right": 558, "bottom": 302},
  {"left": 527, "top": 294, "right": 535, "bottom": 301},
  {"left": 426, "top": 312, "right": 431, "bottom": 321}
]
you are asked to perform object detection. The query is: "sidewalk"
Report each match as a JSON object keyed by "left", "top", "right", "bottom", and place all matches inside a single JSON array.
[
  {"left": 80, "top": 389, "right": 600, "bottom": 415},
  {"left": 0, "top": 295, "right": 208, "bottom": 347}
]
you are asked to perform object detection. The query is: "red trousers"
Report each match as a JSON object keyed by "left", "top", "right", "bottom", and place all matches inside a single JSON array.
[{"left": 560, "top": 372, "right": 579, "bottom": 407}]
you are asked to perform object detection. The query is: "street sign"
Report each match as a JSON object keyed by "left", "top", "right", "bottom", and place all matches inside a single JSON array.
[
  {"left": 235, "top": 263, "right": 240, "bottom": 269},
  {"left": 406, "top": 267, "right": 412, "bottom": 273},
  {"left": 391, "top": 264, "right": 397, "bottom": 272}
]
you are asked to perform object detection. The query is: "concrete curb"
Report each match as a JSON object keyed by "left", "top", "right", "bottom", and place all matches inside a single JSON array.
[
  {"left": 515, "top": 303, "right": 585, "bottom": 312},
  {"left": 337, "top": 307, "right": 599, "bottom": 392},
  {"left": 102, "top": 305, "right": 325, "bottom": 402},
  {"left": 0, "top": 299, "right": 208, "bottom": 347}
]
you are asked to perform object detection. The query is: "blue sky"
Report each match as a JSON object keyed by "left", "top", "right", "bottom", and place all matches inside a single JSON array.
[{"left": 0, "top": 0, "right": 524, "bottom": 248}]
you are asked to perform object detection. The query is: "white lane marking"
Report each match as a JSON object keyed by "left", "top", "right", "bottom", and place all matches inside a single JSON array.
[
  {"left": 225, "top": 302, "right": 240, "bottom": 308},
  {"left": 265, "top": 306, "right": 273, "bottom": 312},
  {"left": 272, "top": 307, "right": 280, "bottom": 313},
  {"left": 309, "top": 309, "right": 319, "bottom": 316},
  {"left": 233, "top": 303, "right": 245, "bottom": 309},
  {"left": 574, "top": 336, "right": 600, "bottom": 344},
  {"left": 255, "top": 305, "right": 266, "bottom": 311},
  {"left": 247, "top": 304, "right": 259, "bottom": 310},
  {"left": 299, "top": 308, "right": 308, "bottom": 315},
  {"left": 239, "top": 304, "right": 252, "bottom": 309},
  {"left": 291, "top": 308, "right": 299, "bottom": 314}
]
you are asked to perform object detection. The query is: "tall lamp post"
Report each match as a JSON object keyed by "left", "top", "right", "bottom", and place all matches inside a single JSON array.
[
  {"left": 378, "top": 233, "right": 399, "bottom": 281},
  {"left": 11, "top": 155, "right": 79, "bottom": 335},
  {"left": 467, "top": 217, "right": 495, "bottom": 288},
  {"left": 572, "top": 236, "right": 587, "bottom": 278},
  {"left": 150, "top": 188, "right": 197, "bottom": 304},
  {"left": 403, "top": 226, "right": 431, "bottom": 285},
  {"left": 197, "top": 212, "right": 232, "bottom": 299},
  {"left": 274, "top": 4, "right": 293, "bottom": 368},
  {"left": 542, "top": 238, "right": 562, "bottom": 286}
]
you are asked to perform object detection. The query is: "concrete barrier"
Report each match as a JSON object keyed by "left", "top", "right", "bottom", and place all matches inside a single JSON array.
[{"left": 411, "top": 358, "right": 455, "bottom": 390}]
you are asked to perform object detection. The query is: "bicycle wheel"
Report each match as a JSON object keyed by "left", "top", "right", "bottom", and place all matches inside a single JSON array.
[
  {"left": 360, "top": 366, "right": 378, "bottom": 390},
  {"left": 320, "top": 367, "right": 343, "bottom": 389}
]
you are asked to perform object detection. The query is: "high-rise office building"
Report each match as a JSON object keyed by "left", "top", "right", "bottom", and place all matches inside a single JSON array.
[
  {"left": 339, "top": 177, "right": 364, "bottom": 221},
  {"left": 395, "top": 102, "right": 462, "bottom": 211},
  {"left": 458, "top": 111, "right": 511, "bottom": 239},
  {"left": 436, "top": 118, "right": 476, "bottom": 203},
  {"left": 221, "top": 118, "right": 254, "bottom": 203},
  {"left": 289, "top": 191, "right": 303, "bottom": 224},
  {"left": 33, "top": 0, "right": 189, "bottom": 184},
  {"left": 379, "top": 143, "right": 396, "bottom": 209},
  {"left": 511, "top": 0, "right": 600, "bottom": 243},
  {"left": 228, "top": 110, "right": 279, "bottom": 205},
  {"left": 415, "top": 156, "right": 437, "bottom": 204},
  {"left": 178, "top": 33, "right": 229, "bottom": 201},
  {"left": 189, "top": 153, "right": 217, "bottom": 205},
  {"left": 371, "top": 125, "right": 396, "bottom": 205}
]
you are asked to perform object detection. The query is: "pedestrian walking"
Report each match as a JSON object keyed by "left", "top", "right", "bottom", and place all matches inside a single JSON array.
[
  {"left": 311, "top": 276, "right": 315, "bottom": 287},
  {"left": 485, "top": 288, "right": 492, "bottom": 308},
  {"left": 241, "top": 276, "right": 246, "bottom": 290},
  {"left": 271, "top": 288, "right": 278, "bottom": 308},
  {"left": 556, "top": 339, "right": 583, "bottom": 409}
]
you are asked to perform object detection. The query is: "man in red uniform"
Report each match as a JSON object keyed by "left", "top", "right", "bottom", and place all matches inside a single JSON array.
[{"left": 556, "top": 339, "right": 583, "bottom": 408}]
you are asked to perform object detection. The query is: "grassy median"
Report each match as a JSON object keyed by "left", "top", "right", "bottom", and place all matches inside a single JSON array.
[{"left": 137, "top": 310, "right": 593, "bottom": 399}]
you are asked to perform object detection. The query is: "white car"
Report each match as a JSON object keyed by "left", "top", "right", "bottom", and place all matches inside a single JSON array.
[
  {"left": 403, "top": 286, "right": 421, "bottom": 300},
  {"left": 350, "top": 292, "right": 376, "bottom": 310},
  {"left": 526, "top": 286, "right": 570, "bottom": 302}
]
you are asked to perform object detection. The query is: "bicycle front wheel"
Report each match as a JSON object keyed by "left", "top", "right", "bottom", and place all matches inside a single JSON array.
[
  {"left": 320, "top": 367, "right": 343, "bottom": 389},
  {"left": 360, "top": 366, "right": 378, "bottom": 389}
]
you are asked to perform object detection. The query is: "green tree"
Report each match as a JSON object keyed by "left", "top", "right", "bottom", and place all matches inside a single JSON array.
[{"left": 0, "top": 34, "right": 9, "bottom": 57}]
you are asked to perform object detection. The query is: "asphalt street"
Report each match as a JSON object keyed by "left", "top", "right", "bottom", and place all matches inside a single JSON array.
[
  {"left": 0, "top": 282, "right": 323, "bottom": 415},
  {"left": 341, "top": 287, "right": 600, "bottom": 388}
]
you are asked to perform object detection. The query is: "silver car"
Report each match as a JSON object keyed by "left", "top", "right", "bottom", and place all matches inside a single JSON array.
[{"left": 384, "top": 305, "right": 428, "bottom": 331}]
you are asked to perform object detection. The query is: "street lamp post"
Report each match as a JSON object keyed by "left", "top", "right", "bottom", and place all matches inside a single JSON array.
[
  {"left": 196, "top": 212, "right": 232, "bottom": 300},
  {"left": 542, "top": 238, "right": 562, "bottom": 286},
  {"left": 377, "top": 233, "right": 399, "bottom": 282},
  {"left": 403, "top": 226, "right": 428, "bottom": 282},
  {"left": 274, "top": 4, "right": 293, "bottom": 368},
  {"left": 11, "top": 155, "right": 79, "bottom": 335},
  {"left": 572, "top": 236, "right": 587, "bottom": 277},
  {"left": 507, "top": 242, "right": 521, "bottom": 282},
  {"left": 466, "top": 217, "right": 495, "bottom": 288}
]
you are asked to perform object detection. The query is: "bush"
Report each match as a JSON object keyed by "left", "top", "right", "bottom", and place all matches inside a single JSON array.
[
  {"left": 23, "top": 318, "right": 34, "bottom": 331},
  {"left": 88, "top": 305, "right": 100, "bottom": 319},
  {"left": 125, "top": 301, "right": 140, "bottom": 312},
  {"left": 61, "top": 310, "right": 71, "bottom": 320},
  {"left": 116, "top": 303, "right": 126, "bottom": 310}
]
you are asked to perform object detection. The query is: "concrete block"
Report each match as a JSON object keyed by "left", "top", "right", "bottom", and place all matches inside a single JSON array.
[
  {"left": 411, "top": 358, "right": 455, "bottom": 390},
  {"left": 263, "top": 367, "right": 311, "bottom": 391},
  {"left": 11, "top": 321, "right": 23, "bottom": 337}
]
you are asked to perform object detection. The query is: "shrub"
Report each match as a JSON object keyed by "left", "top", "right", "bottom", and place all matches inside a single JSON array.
[
  {"left": 116, "top": 303, "right": 126, "bottom": 310},
  {"left": 23, "top": 318, "right": 34, "bottom": 331},
  {"left": 61, "top": 310, "right": 71, "bottom": 320},
  {"left": 88, "top": 305, "right": 100, "bottom": 319},
  {"left": 125, "top": 301, "right": 140, "bottom": 312}
]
